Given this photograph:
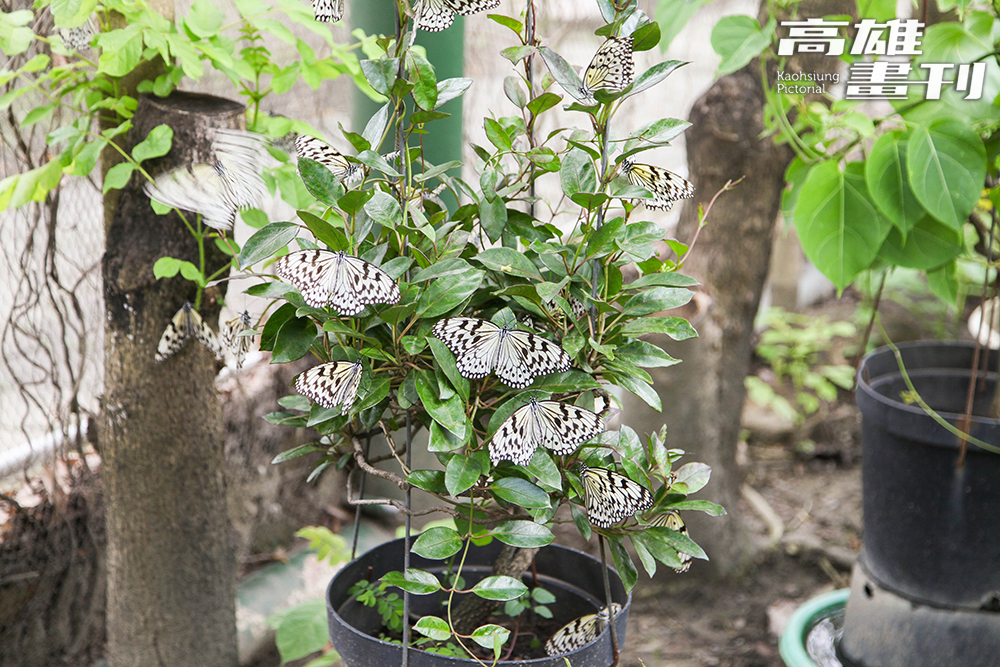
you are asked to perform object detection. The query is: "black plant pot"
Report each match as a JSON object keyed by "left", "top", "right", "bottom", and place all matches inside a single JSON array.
[
  {"left": 327, "top": 538, "right": 630, "bottom": 667},
  {"left": 841, "top": 341, "right": 1000, "bottom": 667}
]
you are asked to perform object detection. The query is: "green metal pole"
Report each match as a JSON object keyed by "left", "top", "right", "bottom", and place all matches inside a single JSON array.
[{"left": 351, "top": 1, "right": 465, "bottom": 207}]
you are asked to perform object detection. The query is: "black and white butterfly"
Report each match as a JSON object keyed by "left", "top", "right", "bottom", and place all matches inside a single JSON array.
[
  {"left": 273, "top": 249, "right": 401, "bottom": 315},
  {"left": 545, "top": 603, "right": 623, "bottom": 656},
  {"left": 221, "top": 310, "right": 255, "bottom": 369},
  {"left": 431, "top": 317, "right": 572, "bottom": 389},
  {"left": 155, "top": 302, "right": 224, "bottom": 362},
  {"left": 59, "top": 16, "right": 97, "bottom": 51},
  {"left": 490, "top": 398, "right": 603, "bottom": 466},
  {"left": 580, "top": 465, "right": 653, "bottom": 528},
  {"left": 311, "top": 0, "right": 344, "bottom": 22},
  {"left": 581, "top": 36, "right": 634, "bottom": 103},
  {"left": 648, "top": 510, "right": 693, "bottom": 572},
  {"left": 415, "top": 0, "right": 501, "bottom": 32},
  {"left": 620, "top": 157, "right": 695, "bottom": 211},
  {"left": 295, "top": 135, "right": 364, "bottom": 187},
  {"left": 295, "top": 360, "right": 364, "bottom": 411},
  {"left": 145, "top": 128, "right": 269, "bottom": 231}
]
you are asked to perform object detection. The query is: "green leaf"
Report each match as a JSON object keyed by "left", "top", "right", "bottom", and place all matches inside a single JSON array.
[
  {"left": 153, "top": 256, "right": 181, "bottom": 279},
  {"left": 299, "top": 157, "right": 345, "bottom": 207},
  {"left": 793, "top": 161, "right": 893, "bottom": 290},
  {"left": 538, "top": 46, "right": 587, "bottom": 104},
  {"left": 96, "top": 27, "right": 143, "bottom": 77},
  {"left": 411, "top": 526, "right": 463, "bottom": 559},
  {"left": 474, "top": 247, "right": 543, "bottom": 280},
  {"left": 616, "top": 340, "right": 680, "bottom": 368},
  {"left": 656, "top": 0, "right": 707, "bottom": 51},
  {"left": 608, "top": 371, "right": 661, "bottom": 411},
  {"left": 622, "top": 287, "right": 693, "bottom": 316},
  {"left": 411, "top": 258, "right": 474, "bottom": 282},
  {"left": 624, "top": 60, "right": 685, "bottom": 98},
  {"left": 382, "top": 568, "right": 441, "bottom": 595},
  {"left": 526, "top": 92, "right": 561, "bottom": 116},
  {"left": 673, "top": 462, "right": 711, "bottom": 494},
  {"left": 427, "top": 337, "right": 469, "bottom": 403},
  {"left": 865, "top": 133, "right": 924, "bottom": 237},
  {"left": 470, "top": 624, "right": 510, "bottom": 656},
  {"left": 415, "top": 270, "right": 484, "bottom": 319},
  {"left": 907, "top": 121, "right": 986, "bottom": 230},
  {"left": 365, "top": 190, "right": 403, "bottom": 228},
  {"left": 413, "top": 615, "right": 451, "bottom": 641},
  {"left": 621, "top": 316, "right": 697, "bottom": 340},
  {"left": 185, "top": 0, "right": 225, "bottom": 37},
  {"left": 271, "top": 443, "right": 324, "bottom": 464},
  {"left": 50, "top": 0, "right": 97, "bottom": 27},
  {"left": 489, "top": 478, "right": 550, "bottom": 509},
  {"left": 408, "top": 51, "right": 438, "bottom": 110},
  {"left": 271, "top": 316, "right": 317, "bottom": 364},
  {"left": 240, "top": 222, "right": 300, "bottom": 269},
  {"left": 490, "top": 520, "right": 554, "bottom": 548},
  {"left": 416, "top": 370, "right": 468, "bottom": 439},
  {"left": 857, "top": 0, "right": 895, "bottom": 21},
  {"left": 471, "top": 576, "right": 528, "bottom": 601},
  {"left": 667, "top": 499, "right": 727, "bottom": 515},
  {"left": 560, "top": 149, "right": 597, "bottom": 198},
  {"left": 711, "top": 16, "right": 774, "bottom": 76},
  {"left": 525, "top": 449, "right": 563, "bottom": 490},
  {"left": 877, "top": 215, "right": 963, "bottom": 270},
  {"left": 608, "top": 537, "right": 639, "bottom": 592},
  {"left": 435, "top": 77, "right": 473, "bottom": 109},
  {"left": 445, "top": 454, "right": 483, "bottom": 496},
  {"left": 360, "top": 57, "right": 399, "bottom": 96},
  {"left": 479, "top": 196, "right": 507, "bottom": 243},
  {"left": 102, "top": 162, "right": 135, "bottom": 193},
  {"left": 267, "top": 599, "right": 329, "bottom": 663},
  {"left": 407, "top": 470, "right": 447, "bottom": 494},
  {"left": 129, "top": 125, "right": 173, "bottom": 164}
]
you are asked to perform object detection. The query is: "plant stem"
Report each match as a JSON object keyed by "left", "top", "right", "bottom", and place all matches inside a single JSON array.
[{"left": 598, "top": 534, "right": 620, "bottom": 666}]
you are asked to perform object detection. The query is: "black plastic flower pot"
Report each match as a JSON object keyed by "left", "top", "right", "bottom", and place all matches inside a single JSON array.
[
  {"left": 326, "top": 538, "right": 630, "bottom": 667},
  {"left": 841, "top": 341, "right": 1000, "bottom": 667}
]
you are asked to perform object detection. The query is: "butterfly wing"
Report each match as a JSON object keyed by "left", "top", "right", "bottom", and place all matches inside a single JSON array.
[
  {"left": 545, "top": 613, "right": 601, "bottom": 656},
  {"left": 583, "top": 36, "right": 634, "bottom": 95},
  {"left": 156, "top": 303, "right": 194, "bottom": 362},
  {"left": 490, "top": 403, "right": 539, "bottom": 466},
  {"left": 432, "top": 318, "right": 504, "bottom": 380},
  {"left": 273, "top": 249, "right": 340, "bottom": 309},
  {"left": 623, "top": 160, "right": 695, "bottom": 211},
  {"left": 534, "top": 401, "right": 603, "bottom": 456},
  {"left": 446, "top": 0, "right": 501, "bottom": 15},
  {"left": 222, "top": 310, "right": 254, "bottom": 369},
  {"left": 189, "top": 308, "right": 224, "bottom": 361},
  {"left": 415, "top": 0, "right": 457, "bottom": 31},
  {"left": 582, "top": 466, "right": 653, "bottom": 528},
  {"left": 211, "top": 129, "right": 268, "bottom": 211},
  {"left": 329, "top": 255, "right": 402, "bottom": 316},
  {"left": 145, "top": 164, "right": 236, "bottom": 231},
  {"left": 295, "top": 361, "right": 364, "bottom": 411},
  {"left": 295, "top": 135, "right": 361, "bottom": 184},
  {"left": 311, "top": 0, "right": 344, "bottom": 21},
  {"left": 494, "top": 330, "right": 572, "bottom": 389},
  {"left": 649, "top": 510, "right": 693, "bottom": 572}
]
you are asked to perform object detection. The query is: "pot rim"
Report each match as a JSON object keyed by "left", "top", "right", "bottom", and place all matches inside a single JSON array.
[
  {"left": 778, "top": 588, "right": 849, "bottom": 667},
  {"left": 326, "top": 537, "right": 631, "bottom": 665},
  {"left": 857, "top": 340, "right": 1000, "bottom": 427}
]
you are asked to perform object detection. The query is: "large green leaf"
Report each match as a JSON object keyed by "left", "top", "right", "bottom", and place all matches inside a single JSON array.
[
  {"left": 415, "top": 270, "right": 484, "bottom": 319},
  {"left": 490, "top": 520, "right": 554, "bottom": 548},
  {"left": 411, "top": 527, "right": 463, "bottom": 559},
  {"left": 865, "top": 133, "right": 924, "bottom": 237},
  {"left": 793, "top": 161, "right": 893, "bottom": 290},
  {"left": 239, "top": 222, "right": 300, "bottom": 269},
  {"left": 474, "top": 247, "right": 543, "bottom": 280},
  {"left": 711, "top": 16, "right": 774, "bottom": 76},
  {"left": 907, "top": 121, "right": 986, "bottom": 229},
  {"left": 471, "top": 576, "right": 528, "bottom": 601},
  {"left": 489, "top": 478, "right": 550, "bottom": 509},
  {"left": 445, "top": 453, "right": 485, "bottom": 496},
  {"left": 877, "top": 215, "right": 964, "bottom": 270}
]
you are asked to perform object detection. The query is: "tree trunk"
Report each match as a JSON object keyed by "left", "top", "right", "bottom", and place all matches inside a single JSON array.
[
  {"left": 101, "top": 92, "right": 244, "bottom": 667},
  {"left": 452, "top": 545, "right": 538, "bottom": 635},
  {"left": 622, "top": 0, "right": 852, "bottom": 577}
]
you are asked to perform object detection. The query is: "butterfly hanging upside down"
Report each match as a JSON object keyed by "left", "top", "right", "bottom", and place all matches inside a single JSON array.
[
  {"left": 310, "top": 0, "right": 343, "bottom": 22},
  {"left": 580, "top": 35, "right": 635, "bottom": 104},
  {"left": 295, "top": 360, "right": 365, "bottom": 412},
  {"left": 294, "top": 135, "right": 365, "bottom": 187},
  {"left": 414, "top": 0, "right": 501, "bottom": 32},
  {"left": 579, "top": 464, "right": 654, "bottom": 528},
  {"left": 431, "top": 317, "right": 572, "bottom": 389},
  {"left": 155, "top": 302, "right": 224, "bottom": 363}
]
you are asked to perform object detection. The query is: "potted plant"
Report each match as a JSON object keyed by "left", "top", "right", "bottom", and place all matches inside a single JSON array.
[
  {"left": 237, "top": 0, "right": 730, "bottom": 663},
  {"left": 694, "top": 1, "right": 1000, "bottom": 664}
]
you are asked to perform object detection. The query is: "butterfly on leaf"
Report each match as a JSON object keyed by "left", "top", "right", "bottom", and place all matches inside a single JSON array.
[
  {"left": 155, "top": 302, "right": 224, "bottom": 363},
  {"left": 311, "top": 0, "right": 344, "bottom": 22},
  {"left": 295, "top": 135, "right": 364, "bottom": 187},
  {"left": 490, "top": 398, "right": 603, "bottom": 466},
  {"left": 580, "top": 465, "right": 653, "bottom": 528},
  {"left": 273, "top": 249, "right": 401, "bottom": 315},
  {"left": 414, "top": 0, "right": 501, "bottom": 32},
  {"left": 580, "top": 35, "right": 634, "bottom": 103},
  {"left": 619, "top": 157, "right": 695, "bottom": 211},
  {"left": 648, "top": 510, "right": 693, "bottom": 573},
  {"left": 145, "top": 129, "right": 269, "bottom": 231},
  {"left": 432, "top": 317, "right": 572, "bottom": 389},
  {"left": 59, "top": 16, "right": 97, "bottom": 51},
  {"left": 545, "top": 603, "right": 623, "bottom": 656},
  {"left": 295, "top": 361, "right": 364, "bottom": 412},
  {"left": 221, "top": 310, "right": 256, "bottom": 369}
]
